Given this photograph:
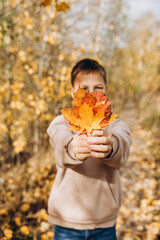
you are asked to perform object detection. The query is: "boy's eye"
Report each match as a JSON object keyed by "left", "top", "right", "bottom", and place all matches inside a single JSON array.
[
  {"left": 95, "top": 87, "right": 103, "bottom": 91},
  {"left": 82, "top": 87, "right": 88, "bottom": 92}
]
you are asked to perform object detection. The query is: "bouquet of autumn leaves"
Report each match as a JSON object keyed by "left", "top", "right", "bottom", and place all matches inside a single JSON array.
[{"left": 60, "top": 87, "right": 117, "bottom": 135}]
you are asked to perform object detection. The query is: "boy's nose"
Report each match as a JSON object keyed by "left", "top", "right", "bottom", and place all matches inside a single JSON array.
[{"left": 88, "top": 87, "right": 94, "bottom": 93}]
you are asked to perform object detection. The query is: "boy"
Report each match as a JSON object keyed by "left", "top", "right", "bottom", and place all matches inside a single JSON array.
[{"left": 47, "top": 58, "right": 131, "bottom": 240}]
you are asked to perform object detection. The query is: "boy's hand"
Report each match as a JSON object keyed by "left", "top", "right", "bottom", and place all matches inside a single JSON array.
[
  {"left": 71, "top": 134, "right": 91, "bottom": 161},
  {"left": 87, "top": 130, "right": 113, "bottom": 158}
]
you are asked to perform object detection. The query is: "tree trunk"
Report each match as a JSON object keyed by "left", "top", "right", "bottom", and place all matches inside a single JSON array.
[{"left": 33, "top": 20, "right": 50, "bottom": 154}]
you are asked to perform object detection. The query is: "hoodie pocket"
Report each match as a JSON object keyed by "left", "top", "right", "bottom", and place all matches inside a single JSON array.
[{"left": 48, "top": 169, "right": 119, "bottom": 223}]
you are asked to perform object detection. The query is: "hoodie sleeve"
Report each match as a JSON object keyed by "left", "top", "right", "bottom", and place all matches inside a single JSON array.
[
  {"left": 101, "top": 119, "right": 132, "bottom": 168},
  {"left": 47, "top": 115, "right": 82, "bottom": 168}
]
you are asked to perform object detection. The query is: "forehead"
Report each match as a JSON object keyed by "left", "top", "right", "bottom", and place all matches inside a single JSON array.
[{"left": 74, "top": 71, "right": 105, "bottom": 86}]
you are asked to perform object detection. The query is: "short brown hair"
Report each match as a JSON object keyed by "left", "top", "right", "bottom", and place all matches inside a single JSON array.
[{"left": 71, "top": 58, "right": 107, "bottom": 86}]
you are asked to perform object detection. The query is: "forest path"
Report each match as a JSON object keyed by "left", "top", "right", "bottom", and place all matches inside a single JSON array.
[
  {"left": 116, "top": 102, "right": 160, "bottom": 240},
  {"left": 0, "top": 102, "right": 159, "bottom": 240}
]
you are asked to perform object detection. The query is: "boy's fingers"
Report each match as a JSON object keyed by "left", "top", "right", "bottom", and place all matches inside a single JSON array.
[
  {"left": 91, "top": 130, "right": 104, "bottom": 136},
  {"left": 75, "top": 147, "right": 91, "bottom": 154},
  {"left": 106, "top": 137, "right": 113, "bottom": 145},
  {"left": 78, "top": 134, "right": 88, "bottom": 140},
  {"left": 72, "top": 137, "right": 89, "bottom": 147},
  {"left": 89, "top": 144, "right": 111, "bottom": 153},
  {"left": 74, "top": 140, "right": 89, "bottom": 147},
  {"left": 87, "top": 136, "right": 113, "bottom": 145},
  {"left": 88, "top": 136, "right": 105, "bottom": 144},
  {"left": 91, "top": 130, "right": 111, "bottom": 137},
  {"left": 90, "top": 151, "right": 107, "bottom": 158},
  {"left": 76, "top": 153, "right": 90, "bottom": 161}
]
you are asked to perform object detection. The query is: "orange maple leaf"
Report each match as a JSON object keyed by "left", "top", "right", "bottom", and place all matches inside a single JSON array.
[
  {"left": 91, "top": 91, "right": 108, "bottom": 102},
  {"left": 60, "top": 87, "right": 117, "bottom": 134},
  {"left": 81, "top": 92, "right": 96, "bottom": 108},
  {"left": 72, "top": 87, "right": 85, "bottom": 107}
]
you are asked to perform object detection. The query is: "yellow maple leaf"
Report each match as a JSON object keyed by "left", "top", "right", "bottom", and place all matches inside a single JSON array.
[
  {"left": 68, "top": 124, "right": 81, "bottom": 132},
  {"left": 72, "top": 87, "right": 85, "bottom": 107},
  {"left": 79, "top": 102, "right": 93, "bottom": 132},
  {"left": 91, "top": 110, "right": 105, "bottom": 130},
  {"left": 60, "top": 108, "right": 80, "bottom": 126},
  {"left": 108, "top": 114, "right": 118, "bottom": 124}
]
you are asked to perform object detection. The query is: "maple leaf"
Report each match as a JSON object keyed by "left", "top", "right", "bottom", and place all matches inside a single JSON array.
[
  {"left": 91, "top": 91, "right": 108, "bottom": 102},
  {"left": 93, "top": 102, "right": 111, "bottom": 114},
  {"left": 91, "top": 111, "right": 105, "bottom": 130},
  {"left": 81, "top": 92, "right": 96, "bottom": 108},
  {"left": 60, "top": 87, "right": 117, "bottom": 134},
  {"left": 60, "top": 108, "right": 80, "bottom": 126},
  {"left": 108, "top": 114, "right": 118, "bottom": 124},
  {"left": 72, "top": 87, "right": 85, "bottom": 107},
  {"left": 68, "top": 124, "right": 81, "bottom": 132}
]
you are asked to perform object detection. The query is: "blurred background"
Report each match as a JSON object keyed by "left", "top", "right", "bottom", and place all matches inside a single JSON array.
[{"left": 0, "top": 0, "right": 160, "bottom": 239}]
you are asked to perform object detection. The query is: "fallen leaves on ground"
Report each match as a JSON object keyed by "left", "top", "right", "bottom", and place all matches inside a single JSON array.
[
  {"left": 0, "top": 105, "right": 159, "bottom": 239},
  {"left": 116, "top": 105, "right": 160, "bottom": 240},
  {"left": 0, "top": 149, "right": 56, "bottom": 239}
]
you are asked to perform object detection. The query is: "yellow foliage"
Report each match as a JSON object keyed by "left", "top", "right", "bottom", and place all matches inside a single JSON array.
[
  {"left": 41, "top": 233, "right": 49, "bottom": 240},
  {"left": 20, "top": 203, "right": 30, "bottom": 212},
  {"left": 20, "top": 226, "right": 30, "bottom": 235},
  {"left": 24, "top": 64, "right": 29, "bottom": 70},
  {"left": 34, "top": 187, "right": 41, "bottom": 198},
  {"left": 58, "top": 54, "right": 64, "bottom": 61},
  {"left": 47, "top": 33, "right": 56, "bottom": 45},
  {"left": 6, "top": 110, "right": 12, "bottom": 125},
  {"left": 23, "top": 17, "right": 32, "bottom": 25},
  {"left": 40, "top": 221, "right": 49, "bottom": 232},
  {"left": 8, "top": 0, "right": 16, "bottom": 7},
  {"left": 13, "top": 136, "right": 26, "bottom": 153},
  {"left": 0, "top": 124, "right": 8, "bottom": 133},
  {"left": 41, "top": 0, "right": 52, "bottom": 7},
  {"left": 47, "top": 231, "right": 54, "bottom": 238},
  {"left": 0, "top": 209, "right": 8, "bottom": 216},
  {"left": 149, "top": 222, "right": 160, "bottom": 233},
  {"left": 56, "top": 2, "right": 70, "bottom": 12},
  {"left": 61, "top": 66, "right": 67, "bottom": 75},
  {"left": 3, "top": 229, "right": 13, "bottom": 239},
  {"left": 38, "top": 99, "right": 47, "bottom": 113},
  {"left": 37, "top": 209, "right": 48, "bottom": 221},
  {"left": 14, "top": 217, "right": 21, "bottom": 226},
  {"left": 11, "top": 95, "right": 20, "bottom": 102},
  {"left": 28, "top": 68, "right": 34, "bottom": 75},
  {"left": 17, "top": 50, "right": 25, "bottom": 57}
]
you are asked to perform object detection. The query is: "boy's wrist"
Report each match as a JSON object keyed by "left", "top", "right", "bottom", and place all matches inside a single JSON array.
[
  {"left": 67, "top": 138, "right": 77, "bottom": 160},
  {"left": 105, "top": 136, "right": 118, "bottom": 159},
  {"left": 106, "top": 146, "right": 113, "bottom": 158}
]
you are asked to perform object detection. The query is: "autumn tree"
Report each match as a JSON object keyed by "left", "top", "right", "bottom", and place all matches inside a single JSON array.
[{"left": 0, "top": 0, "right": 72, "bottom": 162}]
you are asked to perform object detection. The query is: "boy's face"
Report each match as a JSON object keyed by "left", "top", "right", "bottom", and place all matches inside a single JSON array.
[{"left": 71, "top": 71, "right": 106, "bottom": 98}]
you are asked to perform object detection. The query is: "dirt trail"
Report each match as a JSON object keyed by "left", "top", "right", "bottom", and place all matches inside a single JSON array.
[
  {"left": 0, "top": 102, "right": 159, "bottom": 240},
  {"left": 116, "top": 103, "right": 160, "bottom": 240}
]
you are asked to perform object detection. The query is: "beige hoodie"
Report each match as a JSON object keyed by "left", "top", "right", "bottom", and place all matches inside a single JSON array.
[{"left": 47, "top": 115, "right": 131, "bottom": 230}]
